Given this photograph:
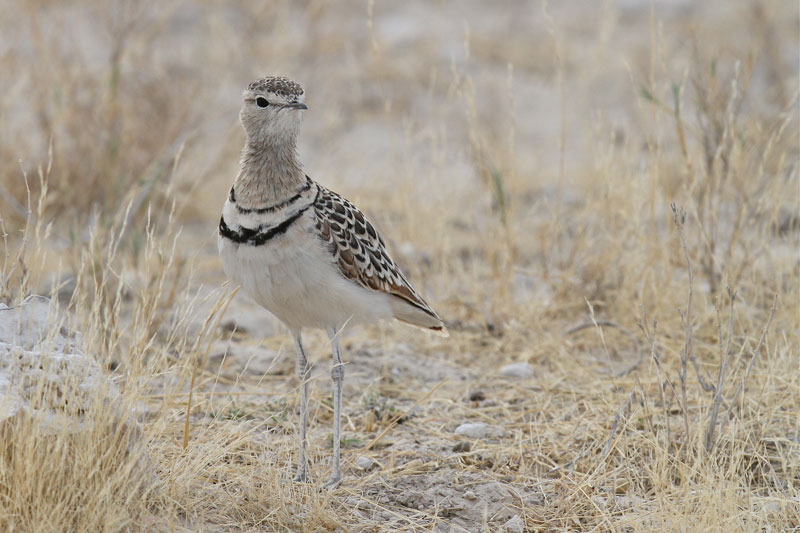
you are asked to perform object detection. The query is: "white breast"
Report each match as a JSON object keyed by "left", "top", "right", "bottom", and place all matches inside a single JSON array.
[{"left": 218, "top": 203, "right": 394, "bottom": 332}]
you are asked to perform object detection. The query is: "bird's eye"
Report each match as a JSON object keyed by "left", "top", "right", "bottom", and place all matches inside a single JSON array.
[{"left": 256, "top": 97, "right": 269, "bottom": 108}]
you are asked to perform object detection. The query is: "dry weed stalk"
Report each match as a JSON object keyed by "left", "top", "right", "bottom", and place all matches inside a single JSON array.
[
  {"left": 672, "top": 204, "right": 695, "bottom": 439},
  {"left": 0, "top": 170, "right": 31, "bottom": 304},
  {"left": 706, "top": 286, "right": 736, "bottom": 451},
  {"left": 670, "top": 203, "right": 778, "bottom": 453},
  {"left": 638, "top": 307, "right": 674, "bottom": 447}
]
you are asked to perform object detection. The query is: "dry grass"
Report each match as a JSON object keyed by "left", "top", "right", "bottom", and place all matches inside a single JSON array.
[{"left": 1, "top": 1, "right": 798, "bottom": 531}]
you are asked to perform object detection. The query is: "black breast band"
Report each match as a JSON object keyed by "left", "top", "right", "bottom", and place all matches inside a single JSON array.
[
  {"left": 219, "top": 189, "right": 318, "bottom": 246},
  {"left": 232, "top": 177, "right": 312, "bottom": 215}
]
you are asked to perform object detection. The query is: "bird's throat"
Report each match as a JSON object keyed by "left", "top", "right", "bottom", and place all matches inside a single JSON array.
[{"left": 234, "top": 139, "right": 305, "bottom": 208}]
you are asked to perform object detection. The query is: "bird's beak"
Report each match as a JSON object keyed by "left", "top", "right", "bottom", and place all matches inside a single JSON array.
[{"left": 286, "top": 102, "right": 308, "bottom": 110}]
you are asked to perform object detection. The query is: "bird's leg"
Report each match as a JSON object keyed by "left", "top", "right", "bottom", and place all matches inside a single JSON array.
[
  {"left": 292, "top": 331, "right": 310, "bottom": 483},
  {"left": 323, "top": 326, "right": 344, "bottom": 489}
]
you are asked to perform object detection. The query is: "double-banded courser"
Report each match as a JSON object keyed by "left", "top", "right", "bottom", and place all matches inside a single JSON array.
[{"left": 218, "top": 77, "right": 447, "bottom": 488}]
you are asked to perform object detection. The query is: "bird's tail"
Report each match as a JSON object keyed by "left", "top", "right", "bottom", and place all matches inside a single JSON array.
[{"left": 389, "top": 298, "right": 449, "bottom": 337}]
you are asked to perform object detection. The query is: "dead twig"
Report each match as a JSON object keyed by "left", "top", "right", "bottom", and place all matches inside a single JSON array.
[
  {"left": 599, "top": 390, "right": 638, "bottom": 461},
  {"left": 705, "top": 287, "right": 736, "bottom": 451},
  {"left": 690, "top": 346, "right": 716, "bottom": 393},
  {"left": 672, "top": 204, "right": 692, "bottom": 439},
  {"left": 0, "top": 166, "right": 33, "bottom": 304}
]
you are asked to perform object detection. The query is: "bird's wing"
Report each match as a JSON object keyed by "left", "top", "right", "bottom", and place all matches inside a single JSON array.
[{"left": 312, "top": 184, "right": 446, "bottom": 333}]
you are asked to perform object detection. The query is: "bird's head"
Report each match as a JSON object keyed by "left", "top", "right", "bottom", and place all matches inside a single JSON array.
[{"left": 240, "top": 76, "right": 307, "bottom": 145}]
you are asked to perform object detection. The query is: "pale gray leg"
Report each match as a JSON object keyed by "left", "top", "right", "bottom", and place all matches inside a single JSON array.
[
  {"left": 292, "top": 330, "right": 310, "bottom": 482},
  {"left": 323, "top": 326, "right": 344, "bottom": 489}
]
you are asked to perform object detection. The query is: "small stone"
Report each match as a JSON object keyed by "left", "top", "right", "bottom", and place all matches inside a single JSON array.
[
  {"left": 455, "top": 422, "right": 489, "bottom": 438},
  {"left": 499, "top": 362, "right": 533, "bottom": 379},
  {"left": 355, "top": 499, "right": 370, "bottom": 510},
  {"left": 592, "top": 495, "right": 608, "bottom": 509},
  {"left": 614, "top": 479, "right": 630, "bottom": 494},
  {"left": 464, "top": 490, "right": 477, "bottom": 500},
  {"left": 347, "top": 498, "right": 370, "bottom": 509},
  {"left": 355, "top": 456, "right": 375, "bottom": 470},
  {"left": 503, "top": 514, "right": 524, "bottom": 533},
  {"left": 454, "top": 422, "right": 502, "bottom": 439},
  {"left": 762, "top": 500, "right": 779, "bottom": 513},
  {"left": 468, "top": 389, "right": 486, "bottom": 402},
  {"left": 452, "top": 441, "right": 471, "bottom": 453},
  {"left": 615, "top": 495, "right": 647, "bottom": 509}
]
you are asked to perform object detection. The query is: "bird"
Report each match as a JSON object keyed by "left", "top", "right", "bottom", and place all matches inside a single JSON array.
[{"left": 217, "top": 76, "right": 447, "bottom": 488}]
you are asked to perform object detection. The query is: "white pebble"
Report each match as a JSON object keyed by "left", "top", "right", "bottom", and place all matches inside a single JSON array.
[
  {"left": 503, "top": 514, "right": 524, "bottom": 533},
  {"left": 347, "top": 499, "right": 370, "bottom": 509},
  {"left": 499, "top": 362, "right": 533, "bottom": 379},
  {"left": 454, "top": 422, "right": 502, "bottom": 438},
  {"left": 592, "top": 495, "right": 608, "bottom": 509},
  {"left": 355, "top": 456, "right": 375, "bottom": 470},
  {"left": 762, "top": 500, "right": 780, "bottom": 513},
  {"left": 615, "top": 495, "right": 647, "bottom": 509}
]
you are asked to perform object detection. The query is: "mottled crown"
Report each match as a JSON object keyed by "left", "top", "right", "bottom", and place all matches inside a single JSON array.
[{"left": 247, "top": 76, "right": 304, "bottom": 98}]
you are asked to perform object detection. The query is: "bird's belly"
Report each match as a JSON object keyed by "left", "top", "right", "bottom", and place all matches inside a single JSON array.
[{"left": 218, "top": 233, "right": 392, "bottom": 330}]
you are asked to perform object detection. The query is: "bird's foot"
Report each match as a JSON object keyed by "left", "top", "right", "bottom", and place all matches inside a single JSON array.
[
  {"left": 293, "top": 466, "right": 308, "bottom": 483},
  {"left": 322, "top": 473, "right": 341, "bottom": 490}
]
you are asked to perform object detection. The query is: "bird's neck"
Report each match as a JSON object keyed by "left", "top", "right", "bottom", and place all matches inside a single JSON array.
[{"left": 233, "top": 137, "right": 305, "bottom": 208}]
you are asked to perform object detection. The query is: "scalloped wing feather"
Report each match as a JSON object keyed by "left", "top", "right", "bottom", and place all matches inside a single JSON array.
[{"left": 313, "top": 185, "right": 447, "bottom": 336}]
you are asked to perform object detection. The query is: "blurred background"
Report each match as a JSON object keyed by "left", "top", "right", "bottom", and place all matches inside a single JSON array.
[
  {"left": 3, "top": 1, "right": 795, "bottom": 234},
  {"left": 0, "top": 1, "right": 798, "bottom": 531},
  {"left": 2, "top": 1, "right": 796, "bottom": 319}
]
